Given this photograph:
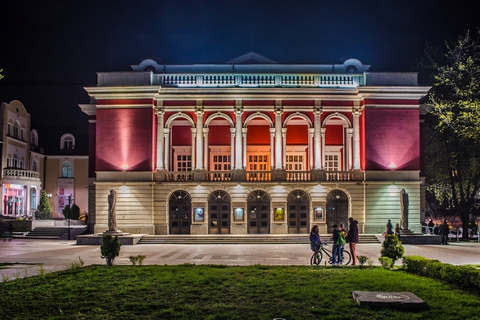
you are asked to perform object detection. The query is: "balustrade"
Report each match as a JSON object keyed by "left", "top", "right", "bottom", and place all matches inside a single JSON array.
[
  {"left": 157, "top": 73, "right": 361, "bottom": 88},
  {"left": 3, "top": 168, "right": 40, "bottom": 179}
]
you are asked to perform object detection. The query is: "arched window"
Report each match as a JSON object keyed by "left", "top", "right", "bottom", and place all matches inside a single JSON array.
[
  {"left": 60, "top": 133, "right": 75, "bottom": 150},
  {"left": 31, "top": 130, "right": 38, "bottom": 147},
  {"left": 62, "top": 161, "right": 73, "bottom": 178},
  {"left": 32, "top": 160, "right": 38, "bottom": 172},
  {"left": 13, "top": 154, "right": 18, "bottom": 168},
  {"left": 13, "top": 121, "right": 20, "bottom": 139}
]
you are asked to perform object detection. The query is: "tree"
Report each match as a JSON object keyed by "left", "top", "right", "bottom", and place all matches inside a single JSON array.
[
  {"left": 423, "top": 30, "right": 480, "bottom": 239},
  {"left": 0, "top": 68, "right": 4, "bottom": 80},
  {"left": 62, "top": 196, "right": 81, "bottom": 220},
  {"left": 35, "top": 190, "right": 52, "bottom": 220},
  {"left": 380, "top": 234, "right": 404, "bottom": 268},
  {"left": 100, "top": 235, "right": 121, "bottom": 267}
]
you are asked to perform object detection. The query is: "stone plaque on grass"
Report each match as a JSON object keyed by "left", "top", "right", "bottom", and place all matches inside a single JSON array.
[{"left": 352, "top": 291, "right": 428, "bottom": 310}]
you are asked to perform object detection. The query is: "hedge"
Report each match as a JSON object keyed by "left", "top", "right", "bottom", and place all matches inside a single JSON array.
[{"left": 403, "top": 255, "right": 480, "bottom": 291}]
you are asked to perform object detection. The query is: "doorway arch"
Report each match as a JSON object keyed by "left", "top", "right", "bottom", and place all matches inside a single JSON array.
[
  {"left": 287, "top": 190, "right": 310, "bottom": 234},
  {"left": 326, "top": 190, "right": 349, "bottom": 233},
  {"left": 208, "top": 190, "right": 231, "bottom": 234},
  {"left": 169, "top": 190, "right": 191, "bottom": 234},
  {"left": 247, "top": 190, "right": 271, "bottom": 234}
]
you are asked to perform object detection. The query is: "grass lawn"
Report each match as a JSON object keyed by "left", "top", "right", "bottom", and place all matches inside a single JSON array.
[{"left": 0, "top": 264, "right": 479, "bottom": 319}]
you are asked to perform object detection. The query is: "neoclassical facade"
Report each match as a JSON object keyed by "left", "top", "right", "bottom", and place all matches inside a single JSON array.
[{"left": 81, "top": 53, "right": 430, "bottom": 235}]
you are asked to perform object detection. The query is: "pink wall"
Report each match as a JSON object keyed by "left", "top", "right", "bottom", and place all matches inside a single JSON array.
[
  {"left": 96, "top": 108, "right": 154, "bottom": 171},
  {"left": 364, "top": 109, "right": 420, "bottom": 170}
]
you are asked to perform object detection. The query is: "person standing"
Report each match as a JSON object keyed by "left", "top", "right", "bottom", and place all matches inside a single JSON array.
[
  {"left": 346, "top": 217, "right": 359, "bottom": 265},
  {"left": 386, "top": 219, "right": 393, "bottom": 235},
  {"left": 309, "top": 225, "right": 321, "bottom": 252},
  {"left": 331, "top": 224, "right": 343, "bottom": 266},
  {"left": 395, "top": 223, "right": 401, "bottom": 240},
  {"left": 440, "top": 220, "right": 449, "bottom": 245},
  {"left": 339, "top": 223, "right": 347, "bottom": 261}
]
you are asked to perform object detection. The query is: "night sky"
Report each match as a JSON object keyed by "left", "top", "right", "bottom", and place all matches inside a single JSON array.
[{"left": 0, "top": 0, "right": 478, "bottom": 143}]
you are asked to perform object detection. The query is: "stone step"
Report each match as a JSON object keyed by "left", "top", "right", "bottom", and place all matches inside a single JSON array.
[
  {"left": 137, "top": 234, "right": 380, "bottom": 244},
  {"left": 22, "top": 227, "right": 87, "bottom": 240}
]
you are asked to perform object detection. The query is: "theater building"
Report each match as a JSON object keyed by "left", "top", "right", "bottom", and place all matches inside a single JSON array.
[{"left": 81, "top": 52, "right": 429, "bottom": 235}]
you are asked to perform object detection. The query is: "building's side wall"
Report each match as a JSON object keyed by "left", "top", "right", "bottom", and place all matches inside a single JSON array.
[
  {"left": 94, "top": 182, "right": 154, "bottom": 234},
  {"left": 364, "top": 182, "right": 421, "bottom": 233},
  {"left": 364, "top": 108, "right": 420, "bottom": 171},
  {"left": 96, "top": 108, "right": 154, "bottom": 171}
]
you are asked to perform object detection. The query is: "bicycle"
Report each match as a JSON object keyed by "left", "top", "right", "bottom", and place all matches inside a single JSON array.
[{"left": 310, "top": 243, "right": 351, "bottom": 266}]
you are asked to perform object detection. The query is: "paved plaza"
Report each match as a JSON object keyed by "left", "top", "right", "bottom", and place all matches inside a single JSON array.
[{"left": 0, "top": 239, "right": 479, "bottom": 280}]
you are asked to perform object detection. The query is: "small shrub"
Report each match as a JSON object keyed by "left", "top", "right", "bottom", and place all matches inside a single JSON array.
[
  {"left": 380, "top": 234, "right": 404, "bottom": 268},
  {"left": 129, "top": 255, "right": 146, "bottom": 266},
  {"left": 38, "top": 265, "right": 46, "bottom": 276},
  {"left": 100, "top": 235, "right": 122, "bottom": 267},
  {"left": 357, "top": 255, "right": 372, "bottom": 267},
  {"left": 378, "top": 256, "right": 393, "bottom": 269},
  {"left": 67, "top": 256, "right": 85, "bottom": 270}
]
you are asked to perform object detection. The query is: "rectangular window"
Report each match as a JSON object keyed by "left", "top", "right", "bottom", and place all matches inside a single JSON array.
[
  {"left": 286, "top": 154, "right": 304, "bottom": 171},
  {"left": 324, "top": 154, "right": 339, "bottom": 171}
]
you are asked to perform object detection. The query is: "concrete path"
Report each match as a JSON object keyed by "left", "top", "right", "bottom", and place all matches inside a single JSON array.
[{"left": 0, "top": 239, "right": 479, "bottom": 280}]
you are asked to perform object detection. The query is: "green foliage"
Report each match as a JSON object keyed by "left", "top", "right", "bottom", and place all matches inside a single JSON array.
[
  {"left": 66, "top": 256, "right": 84, "bottom": 270},
  {"left": 1, "top": 265, "right": 480, "bottom": 319},
  {"left": 100, "top": 235, "right": 121, "bottom": 267},
  {"left": 378, "top": 256, "right": 393, "bottom": 269},
  {"left": 403, "top": 256, "right": 480, "bottom": 291},
  {"left": 380, "top": 235, "right": 404, "bottom": 267},
  {"left": 357, "top": 255, "right": 372, "bottom": 267},
  {"left": 422, "top": 30, "right": 480, "bottom": 236},
  {"left": 36, "top": 190, "right": 52, "bottom": 220},
  {"left": 0, "top": 68, "right": 3, "bottom": 80},
  {"left": 70, "top": 203, "right": 80, "bottom": 220},
  {"left": 129, "top": 255, "right": 146, "bottom": 266}
]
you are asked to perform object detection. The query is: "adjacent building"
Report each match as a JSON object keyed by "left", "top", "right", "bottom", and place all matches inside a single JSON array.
[{"left": 81, "top": 52, "right": 430, "bottom": 235}]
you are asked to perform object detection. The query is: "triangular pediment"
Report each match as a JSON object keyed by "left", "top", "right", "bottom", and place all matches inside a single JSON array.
[{"left": 225, "top": 52, "right": 277, "bottom": 64}]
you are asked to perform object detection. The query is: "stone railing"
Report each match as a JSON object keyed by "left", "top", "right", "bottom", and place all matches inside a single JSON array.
[
  {"left": 155, "top": 73, "right": 362, "bottom": 88},
  {"left": 3, "top": 168, "right": 40, "bottom": 179},
  {"left": 158, "top": 169, "right": 362, "bottom": 182}
]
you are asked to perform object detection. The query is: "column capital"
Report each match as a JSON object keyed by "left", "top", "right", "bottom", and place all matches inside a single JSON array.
[
  {"left": 163, "top": 128, "right": 171, "bottom": 135},
  {"left": 314, "top": 100, "right": 323, "bottom": 115},
  {"left": 230, "top": 128, "right": 236, "bottom": 135},
  {"left": 235, "top": 100, "right": 243, "bottom": 114},
  {"left": 203, "top": 128, "right": 209, "bottom": 136},
  {"left": 242, "top": 128, "right": 248, "bottom": 136},
  {"left": 281, "top": 128, "right": 287, "bottom": 136},
  {"left": 154, "top": 106, "right": 165, "bottom": 116},
  {"left": 269, "top": 128, "right": 276, "bottom": 135}
]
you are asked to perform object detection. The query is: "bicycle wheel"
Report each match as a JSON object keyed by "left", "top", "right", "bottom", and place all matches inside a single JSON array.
[
  {"left": 310, "top": 251, "right": 323, "bottom": 266},
  {"left": 342, "top": 250, "right": 352, "bottom": 265}
]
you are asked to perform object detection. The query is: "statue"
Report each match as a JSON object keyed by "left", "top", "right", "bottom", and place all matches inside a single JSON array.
[
  {"left": 108, "top": 189, "right": 117, "bottom": 232},
  {"left": 400, "top": 189, "right": 409, "bottom": 230}
]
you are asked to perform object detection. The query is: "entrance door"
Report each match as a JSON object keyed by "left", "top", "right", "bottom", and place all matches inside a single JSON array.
[
  {"left": 287, "top": 190, "right": 309, "bottom": 234},
  {"left": 208, "top": 190, "right": 231, "bottom": 234},
  {"left": 326, "top": 190, "right": 348, "bottom": 233},
  {"left": 247, "top": 190, "right": 270, "bottom": 234},
  {"left": 169, "top": 191, "right": 191, "bottom": 234}
]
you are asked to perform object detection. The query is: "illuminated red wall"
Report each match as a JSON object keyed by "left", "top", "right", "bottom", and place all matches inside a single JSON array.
[
  {"left": 286, "top": 125, "right": 308, "bottom": 144},
  {"left": 88, "top": 119, "right": 96, "bottom": 177},
  {"left": 364, "top": 108, "right": 420, "bottom": 170},
  {"left": 96, "top": 108, "right": 154, "bottom": 171},
  {"left": 209, "top": 126, "right": 231, "bottom": 145},
  {"left": 247, "top": 126, "right": 270, "bottom": 145},
  {"left": 325, "top": 125, "right": 344, "bottom": 145},
  {"left": 171, "top": 126, "right": 192, "bottom": 146}
]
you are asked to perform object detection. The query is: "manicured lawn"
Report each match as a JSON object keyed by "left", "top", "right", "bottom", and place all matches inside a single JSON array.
[{"left": 0, "top": 264, "right": 478, "bottom": 319}]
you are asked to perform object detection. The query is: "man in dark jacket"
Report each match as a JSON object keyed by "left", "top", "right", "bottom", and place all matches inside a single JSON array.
[
  {"left": 346, "top": 217, "right": 359, "bottom": 265},
  {"left": 440, "top": 220, "right": 449, "bottom": 245}
]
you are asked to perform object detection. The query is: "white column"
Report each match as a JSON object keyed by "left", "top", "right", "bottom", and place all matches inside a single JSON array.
[
  {"left": 308, "top": 128, "right": 314, "bottom": 170},
  {"left": 164, "top": 128, "right": 171, "bottom": 170},
  {"left": 242, "top": 128, "right": 248, "bottom": 169},
  {"left": 274, "top": 104, "right": 283, "bottom": 169},
  {"left": 321, "top": 128, "right": 326, "bottom": 169},
  {"left": 235, "top": 105, "right": 243, "bottom": 169},
  {"left": 155, "top": 107, "right": 165, "bottom": 170},
  {"left": 313, "top": 104, "right": 322, "bottom": 169},
  {"left": 352, "top": 108, "right": 361, "bottom": 170},
  {"left": 195, "top": 106, "right": 204, "bottom": 169},
  {"left": 203, "top": 128, "right": 209, "bottom": 170},
  {"left": 269, "top": 128, "right": 275, "bottom": 169},
  {"left": 230, "top": 128, "right": 235, "bottom": 169},
  {"left": 282, "top": 128, "right": 287, "bottom": 168},
  {"left": 347, "top": 128, "right": 353, "bottom": 170},
  {"left": 191, "top": 128, "right": 196, "bottom": 170}
]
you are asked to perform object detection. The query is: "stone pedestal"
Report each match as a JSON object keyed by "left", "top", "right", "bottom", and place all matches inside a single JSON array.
[{"left": 352, "top": 291, "right": 427, "bottom": 310}]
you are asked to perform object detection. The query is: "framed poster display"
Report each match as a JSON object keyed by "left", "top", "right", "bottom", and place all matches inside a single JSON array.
[
  {"left": 194, "top": 207, "right": 204, "bottom": 222},
  {"left": 274, "top": 207, "right": 284, "bottom": 221},
  {"left": 314, "top": 207, "right": 324, "bottom": 221},
  {"left": 234, "top": 208, "right": 244, "bottom": 221}
]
